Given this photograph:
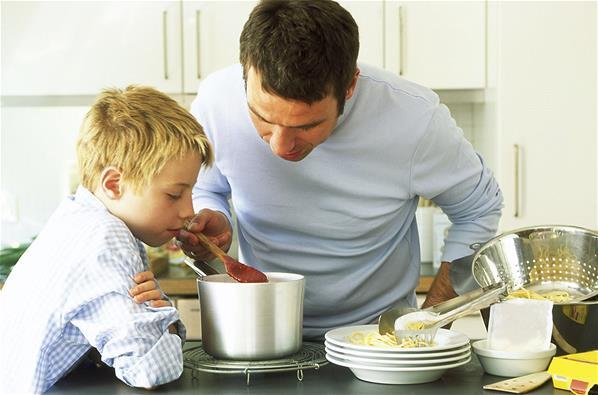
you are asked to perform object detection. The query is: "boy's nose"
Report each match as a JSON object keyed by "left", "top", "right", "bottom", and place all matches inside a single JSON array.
[{"left": 180, "top": 195, "right": 195, "bottom": 220}]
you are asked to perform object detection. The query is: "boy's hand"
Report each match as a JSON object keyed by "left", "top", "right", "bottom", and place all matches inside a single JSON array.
[{"left": 129, "top": 271, "right": 171, "bottom": 308}]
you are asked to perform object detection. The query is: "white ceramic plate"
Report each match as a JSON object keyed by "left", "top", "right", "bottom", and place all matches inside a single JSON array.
[
  {"left": 324, "top": 340, "right": 471, "bottom": 359},
  {"left": 325, "top": 346, "right": 471, "bottom": 366},
  {"left": 325, "top": 325, "right": 470, "bottom": 353},
  {"left": 325, "top": 353, "right": 472, "bottom": 384}
]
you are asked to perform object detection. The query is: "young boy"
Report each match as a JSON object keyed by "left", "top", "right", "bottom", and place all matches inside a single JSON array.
[{"left": 0, "top": 86, "right": 213, "bottom": 393}]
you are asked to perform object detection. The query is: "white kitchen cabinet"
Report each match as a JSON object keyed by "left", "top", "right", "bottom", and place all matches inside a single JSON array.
[
  {"left": 1, "top": 1, "right": 256, "bottom": 96},
  {"left": 339, "top": 1, "right": 385, "bottom": 69},
  {"left": 493, "top": 2, "right": 597, "bottom": 231},
  {"left": 181, "top": 1, "right": 257, "bottom": 93},
  {"left": 384, "top": 1, "right": 486, "bottom": 89},
  {"left": 182, "top": 1, "right": 384, "bottom": 92},
  {"left": 2, "top": 1, "right": 486, "bottom": 96},
  {"left": 1, "top": 1, "right": 182, "bottom": 96}
]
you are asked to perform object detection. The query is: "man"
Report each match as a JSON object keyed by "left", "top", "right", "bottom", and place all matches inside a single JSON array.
[{"left": 178, "top": 0, "right": 503, "bottom": 339}]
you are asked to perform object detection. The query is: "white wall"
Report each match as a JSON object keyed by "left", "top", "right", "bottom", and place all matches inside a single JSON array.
[
  {"left": 0, "top": 100, "right": 479, "bottom": 248},
  {"left": 0, "top": 106, "right": 87, "bottom": 246}
]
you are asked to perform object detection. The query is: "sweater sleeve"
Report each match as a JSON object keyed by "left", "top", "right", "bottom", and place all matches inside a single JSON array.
[
  {"left": 410, "top": 103, "right": 504, "bottom": 262},
  {"left": 189, "top": 79, "right": 233, "bottom": 224}
]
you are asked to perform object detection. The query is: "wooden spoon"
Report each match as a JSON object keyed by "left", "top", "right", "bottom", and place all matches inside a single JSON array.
[{"left": 194, "top": 232, "right": 268, "bottom": 283}]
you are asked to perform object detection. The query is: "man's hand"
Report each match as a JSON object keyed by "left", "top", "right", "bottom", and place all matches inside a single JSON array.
[
  {"left": 129, "top": 271, "right": 171, "bottom": 308},
  {"left": 421, "top": 261, "right": 458, "bottom": 309},
  {"left": 177, "top": 208, "right": 233, "bottom": 261}
]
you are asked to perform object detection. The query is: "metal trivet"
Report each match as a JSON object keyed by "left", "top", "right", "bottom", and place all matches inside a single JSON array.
[{"left": 183, "top": 341, "right": 327, "bottom": 385}]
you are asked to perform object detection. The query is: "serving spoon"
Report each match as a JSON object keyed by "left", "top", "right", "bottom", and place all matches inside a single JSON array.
[
  {"left": 396, "top": 282, "right": 507, "bottom": 344},
  {"left": 192, "top": 232, "right": 268, "bottom": 283},
  {"left": 380, "top": 282, "right": 507, "bottom": 344}
]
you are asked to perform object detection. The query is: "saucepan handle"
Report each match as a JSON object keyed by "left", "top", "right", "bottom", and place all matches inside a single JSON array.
[
  {"left": 469, "top": 242, "right": 483, "bottom": 251},
  {"left": 183, "top": 257, "right": 220, "bottom": 278}
]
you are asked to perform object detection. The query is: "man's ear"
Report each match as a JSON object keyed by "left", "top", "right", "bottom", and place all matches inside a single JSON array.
[
  {"left": 99, "top": 167, "right": 123, "bottom": 199},
  {"left": 345, "top": 67, "right": 361, "bottom": 100}
]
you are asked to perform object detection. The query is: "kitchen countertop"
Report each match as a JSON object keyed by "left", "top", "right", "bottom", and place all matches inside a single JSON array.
[
  {"left": 46, "top": 341, "right": 566, "bottom": 395},
  {"left": 0, "top": 262, "right": 437, "bottom": 293},
  {"left": 157, "top": 261, "right": 439, "bottom": 296}
]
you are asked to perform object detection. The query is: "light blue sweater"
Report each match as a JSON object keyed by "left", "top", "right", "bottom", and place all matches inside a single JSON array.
[{"left": 190, "top": 63, "right": 503, "bottom": 339}]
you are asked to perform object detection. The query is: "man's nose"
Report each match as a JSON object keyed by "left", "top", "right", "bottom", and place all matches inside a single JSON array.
[{"left": 269, "top": 126, "right": 295, "bottom": 155}]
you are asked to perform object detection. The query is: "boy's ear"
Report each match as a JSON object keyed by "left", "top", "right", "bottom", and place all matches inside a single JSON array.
[{"left": 99, "top": 167, "right": 123, "bottom": 199}]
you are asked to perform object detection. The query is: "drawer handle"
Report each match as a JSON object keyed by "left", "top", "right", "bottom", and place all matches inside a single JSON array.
[
  {"left": 196, "top": 10, "right": 201, "bottom": 79},
  {"left": 398, "top": 6, "right": 405, "bottom": 76},
  {"left": 162, "top": 10, "right": 169, "bottom": 80},
  {"left": 514, "top": 144, "right": 521, "bottom": 218}
]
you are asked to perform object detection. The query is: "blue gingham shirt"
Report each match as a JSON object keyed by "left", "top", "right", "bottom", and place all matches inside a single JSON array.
[{"left": 0, "top": 187, "right": 186, "bottom": 394}]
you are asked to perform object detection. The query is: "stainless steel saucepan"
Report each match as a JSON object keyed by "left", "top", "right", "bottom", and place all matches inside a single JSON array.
[{"left": 191, "top": 260, "right": 305, "bottom": 360}]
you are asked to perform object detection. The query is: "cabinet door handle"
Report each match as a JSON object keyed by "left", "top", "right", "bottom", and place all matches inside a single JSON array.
[
  {"left": 196, "top": 10, "right": 201, "bottom": 79},
  {"left": 398, "top": 5, "right": 405, "bottom": 76},
  {"left": 162, "top": 10, "right": 169, "bottom": 80},
  {"left": 514, "top": 144, "right": 521, "bottom": 218}
]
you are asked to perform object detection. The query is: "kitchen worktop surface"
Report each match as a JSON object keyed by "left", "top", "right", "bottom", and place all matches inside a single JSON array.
[
  {"left": 46, "top": 341, "right": 568, "bottom": 395},
  {"left": 0, "top": 262, "right": 438, "bottom": 293},
  {"left": 156, "top": 261, "right": 439, "bottom": 296}
]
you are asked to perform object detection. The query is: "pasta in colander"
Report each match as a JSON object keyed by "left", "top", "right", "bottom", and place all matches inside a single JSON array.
[{"left": 506, "top": 287, "right": 571, "bottom": 303}]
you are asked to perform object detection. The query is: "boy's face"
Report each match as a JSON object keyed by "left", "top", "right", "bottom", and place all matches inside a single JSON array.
[{"left": 111, "top": 152, "right": 201, "bottom": 247}]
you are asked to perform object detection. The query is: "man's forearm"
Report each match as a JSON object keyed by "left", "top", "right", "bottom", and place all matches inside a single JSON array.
[{"left": 421, "top": 261, "right": 458, "bottom": 308}]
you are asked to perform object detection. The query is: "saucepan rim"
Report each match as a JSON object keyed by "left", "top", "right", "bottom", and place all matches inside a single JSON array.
[{"left": 197, "top": 272, "right": 305, "bottom": 284}]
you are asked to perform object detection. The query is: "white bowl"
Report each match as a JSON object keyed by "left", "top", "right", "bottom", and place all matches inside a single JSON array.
[{"left": 472, "top": 340, "right": 556, "bottom": 377}]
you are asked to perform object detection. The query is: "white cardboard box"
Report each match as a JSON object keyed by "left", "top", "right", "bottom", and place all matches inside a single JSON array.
[
  {"left": 432, "top": 211, "right": 451, "bottom": 269},
  {"left": 175, "top": 298, "right": 202, "bottom": 340}
]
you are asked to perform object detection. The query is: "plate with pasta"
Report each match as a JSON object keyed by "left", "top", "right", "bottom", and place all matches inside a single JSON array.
[
  {"left": 325, "top": 325, "right": 470, "bottom": 353},
  {"left": 325, "top": 345, "right": 471, "bottom": 366},
  {"left": 324, "top": 340, "right": 471, "bottom": 360}
]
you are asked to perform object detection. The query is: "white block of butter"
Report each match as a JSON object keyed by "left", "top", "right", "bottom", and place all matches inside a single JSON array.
[{"left": 487, "top": 298, "right": 553, "bottom": 352}]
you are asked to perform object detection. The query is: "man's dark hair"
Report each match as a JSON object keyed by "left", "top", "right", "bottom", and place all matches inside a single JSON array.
[{"left": 240, "top": 0, "right": 359, "bottom": 114}]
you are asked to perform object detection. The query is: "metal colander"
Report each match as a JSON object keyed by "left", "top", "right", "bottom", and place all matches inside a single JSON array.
[{"left": 471, "top": 225, "right": 598, "bottom": 304}]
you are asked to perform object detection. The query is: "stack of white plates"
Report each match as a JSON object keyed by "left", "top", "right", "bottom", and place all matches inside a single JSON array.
[{"left": 324, "top": 324, "right": 471, "bottom": 384}]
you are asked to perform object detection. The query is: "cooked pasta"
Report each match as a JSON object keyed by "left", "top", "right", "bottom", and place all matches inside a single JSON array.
[
  {"left": 506, "top": 288, "right": 571, "bottom": 303},
  {"left": 540, "top": 290, "right": 572, "bottom": 303},
  {"left": 348, "top": 331, "right": 433, "bottom": 348},
  {"left": 406, "top": 321, "right": 427, "bottom": 330},
  {"left": 535, "top": 245, "right": 577, "bottom": 263}
]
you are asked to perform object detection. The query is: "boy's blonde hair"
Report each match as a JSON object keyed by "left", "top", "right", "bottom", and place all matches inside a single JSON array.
[{"left": 77, "top": 85, "right": 213, "bottom": 193}]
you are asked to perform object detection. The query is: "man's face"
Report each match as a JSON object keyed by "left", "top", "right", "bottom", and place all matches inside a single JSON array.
[{"left": 245, "top": 67, "right": 341, "bottom": 162}]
